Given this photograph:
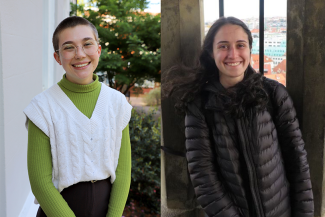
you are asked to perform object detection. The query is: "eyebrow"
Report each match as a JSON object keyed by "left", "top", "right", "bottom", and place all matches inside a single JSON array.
[
  {"left": 217, "top": 40, "right": 248, "bottom": 44},
  {"left": 61, "top": 37, "right": 95, "bottom": 46}
]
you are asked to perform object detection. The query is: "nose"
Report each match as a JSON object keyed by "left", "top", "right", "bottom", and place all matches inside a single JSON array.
[
  {"left": 228, "top": 46, "right": 238, "bottom": 59},
  {"left": 75, "top": 46, "right": 86, "bottom": 59}
]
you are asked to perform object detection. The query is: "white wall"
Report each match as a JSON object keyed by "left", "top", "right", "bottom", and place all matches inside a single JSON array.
[
  {"left": 42, "top": 0, "right": 56, "bottom": 91},
  {"left": 54, "top": 0, "right": 71, "bottom": 83},
  {"left": 0, "top": 4, "right": 6, "bottom": 217},
  {"left": 1, "top": 1, "right": 43, "bottom": 216},
  {"left": 0, "top": 0, "right": 70, "bottom": 216}
]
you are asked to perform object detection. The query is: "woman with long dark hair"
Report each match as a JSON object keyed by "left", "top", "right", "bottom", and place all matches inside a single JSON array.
[{"left": 163, "top": 17, "right": 314, "bottom": 217}]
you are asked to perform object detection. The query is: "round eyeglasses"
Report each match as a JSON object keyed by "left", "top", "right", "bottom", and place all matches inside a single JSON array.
[{"left": 56, "top": 39, "right": 99, "bottom": 60}]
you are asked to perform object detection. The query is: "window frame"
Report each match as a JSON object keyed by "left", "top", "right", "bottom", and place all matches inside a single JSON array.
[{"left": 219, "top": 0, "right": 265, "bottom": 74}]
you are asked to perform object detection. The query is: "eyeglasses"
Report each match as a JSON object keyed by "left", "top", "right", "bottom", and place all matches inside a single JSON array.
[{"left": 56, "top": 39, "right": 99, "bottom": 59}]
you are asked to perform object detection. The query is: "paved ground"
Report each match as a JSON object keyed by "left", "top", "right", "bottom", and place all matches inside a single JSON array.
[{"left": 129, "top": 97, "right": 147, "bottom": 107}]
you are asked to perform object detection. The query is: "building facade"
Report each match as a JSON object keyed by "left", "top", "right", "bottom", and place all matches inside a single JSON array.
[{"left": 252, "top": 36, "right": 286, "bottom": 66}]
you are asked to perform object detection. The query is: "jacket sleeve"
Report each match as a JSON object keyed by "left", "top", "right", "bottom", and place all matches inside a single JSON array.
[
  {"left": 272, "top": 84, "right": 314, "bottom": 217},
  {"left": 185, "top": 100, "right": 241, "bottom": 217}
]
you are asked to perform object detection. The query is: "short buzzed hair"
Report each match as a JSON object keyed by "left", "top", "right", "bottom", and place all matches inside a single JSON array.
[{"left": 52, "top": 16, "right": 99, "bottom": 53}]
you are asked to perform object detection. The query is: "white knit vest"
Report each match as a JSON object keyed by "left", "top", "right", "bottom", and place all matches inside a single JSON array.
[{"left": 24, "top": 83, "right": 132, "bottom": 193}]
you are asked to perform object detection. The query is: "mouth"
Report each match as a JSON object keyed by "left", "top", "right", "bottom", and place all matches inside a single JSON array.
[
  {"left": 72, "top": 62, "right": 91, "bottom": 68},
  {"left": 225, "top": 62, "right": 241, "bottom": 66}
]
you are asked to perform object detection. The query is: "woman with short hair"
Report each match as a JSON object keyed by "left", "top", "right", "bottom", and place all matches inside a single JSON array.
[{"left": 25, "top": 16, "right": 132, "bottom": 217}]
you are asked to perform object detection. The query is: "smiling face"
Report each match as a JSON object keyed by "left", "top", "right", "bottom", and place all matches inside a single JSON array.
[
  {"left": 54, "top": 25, "right": 101, "bottom": 85},
  {"left": 212, "top": 24, "right": 251, "bottom": 88}
]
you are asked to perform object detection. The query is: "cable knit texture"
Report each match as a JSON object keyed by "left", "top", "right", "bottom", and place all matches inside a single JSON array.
[
  {"left": 26, "top": 74, "right": 132, "bottom": 217},
  {"left": 24, "top": 80, "right": 132, "bottom": 193}
]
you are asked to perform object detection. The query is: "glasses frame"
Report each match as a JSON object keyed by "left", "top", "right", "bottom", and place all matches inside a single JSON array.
[{"left": 56, "top": 40, "right": 100, "bottom": 59}]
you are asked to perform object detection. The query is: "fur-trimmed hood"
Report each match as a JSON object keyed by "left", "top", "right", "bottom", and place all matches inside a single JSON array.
[{"left": 202, "top": 74, "right": 269, "bottom": 118}]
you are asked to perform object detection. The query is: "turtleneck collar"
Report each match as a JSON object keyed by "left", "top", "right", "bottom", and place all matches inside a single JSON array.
[{"left": 58, "top": 74, "right": 100, "bottom": 93}]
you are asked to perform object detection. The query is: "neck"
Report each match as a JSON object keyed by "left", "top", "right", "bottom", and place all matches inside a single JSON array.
[
  {"left": 58, "top": 74, "right": 100, "bottom": 93},
  {"left": 66, "top": 74, "right": 94, "bottom": 85}
]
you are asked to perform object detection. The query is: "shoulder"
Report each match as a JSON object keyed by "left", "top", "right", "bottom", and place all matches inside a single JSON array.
[
  {"left": 186, "top": 94, "right": 206, "bottom": 120},
  {"left": 101, "top": 83, "right": 132, "bottom": 111},
  {"left": 28, "top": 84, "right": 59, "bottom": 106},
  {"left": 101, "top": 84, "right": 132, "bottom": 128},
  {"left": 24, "top": 84, "right": 60, "bottom": 120},
  {"left": 262, "top": 77, "right": 293, "bottom": 112},
  {"left": 101, "top": 83, "right": 125, "bottom": 101},
  {"left": 262, "top": 77, "right": 280, "bottom": 93},
  {"left": 24, "top": 85, "right": 59, "bottom": 136},
  {"left": 262, "top": 77, "right": 288, "bottom": 100}
]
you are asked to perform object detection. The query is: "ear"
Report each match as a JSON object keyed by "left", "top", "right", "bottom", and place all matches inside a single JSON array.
[
  {"left": 53, "top": 52, "right": 62, "bottom": 65},
  {"left": 97, "top": 45, "right": 102, "bottom": 56}
]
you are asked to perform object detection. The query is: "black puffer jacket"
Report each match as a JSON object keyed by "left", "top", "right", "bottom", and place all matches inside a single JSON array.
[{"left": 185, "top": 78, "right": 314, "bottom": 217}]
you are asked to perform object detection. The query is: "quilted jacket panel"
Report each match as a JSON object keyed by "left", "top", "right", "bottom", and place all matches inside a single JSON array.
[{"left": 185, "top": 78, "right": 314, "bottom": 217}]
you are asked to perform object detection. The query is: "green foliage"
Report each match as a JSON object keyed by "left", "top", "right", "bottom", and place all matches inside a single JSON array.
[
  {"left": 70, "top": 0, "right": 161, "bottom": 94},
  {"left": 128, "top": 109, "right": 161, "bottom": 214},
  {"left": 69, "top": 3, "right": 85, "bottom": 16},
  {"left": 144, "top": 87, "right": 161, "bottom": 106}
]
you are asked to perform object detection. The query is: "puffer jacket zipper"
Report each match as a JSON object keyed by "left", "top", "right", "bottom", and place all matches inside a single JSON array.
[{"left": 236, "top": 111, "right": 265, "bottom": 217}]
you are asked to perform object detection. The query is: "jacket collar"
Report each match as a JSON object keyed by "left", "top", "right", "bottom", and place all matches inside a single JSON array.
[{"left": 203, "top": 79, "right": 228, "bottom": 111}]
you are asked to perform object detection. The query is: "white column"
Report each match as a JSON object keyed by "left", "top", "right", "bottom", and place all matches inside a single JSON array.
[
  {"left": 0, "top": 0, "right": 82, "bottom": 216},
  {"left": 1, "top": 0, "right": 43, "bottom": 216},
  {"left": 53, "top": 0, "right": 71, "bottom": 83},
  {"left": 42, "top": 0, "right": 56, "bottom": 90},
  {"left": 43, "top": 0, "right": 70, "bottom": 90},
  {"left": 0, "top": 3, "right": 7, "bottom": 217}
]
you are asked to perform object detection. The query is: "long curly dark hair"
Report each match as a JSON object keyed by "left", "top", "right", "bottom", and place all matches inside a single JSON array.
[{"left": 162, "top": 17, "right": 268, "bottom": 116}]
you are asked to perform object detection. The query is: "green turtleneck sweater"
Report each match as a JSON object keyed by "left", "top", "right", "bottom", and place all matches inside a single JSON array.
[{"left": 27, "top": 74, "right": 131, "bottom": 217}]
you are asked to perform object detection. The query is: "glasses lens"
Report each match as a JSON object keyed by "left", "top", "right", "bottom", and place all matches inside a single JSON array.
[
  {"left": 83, "top": 40, "right": 98, "bottom": 55},
  {"left": 61, "top": 44, "right": 76, "bottom": 59},
  {"left": 59, "top": 40, "right": 98, "bottom": 59}
]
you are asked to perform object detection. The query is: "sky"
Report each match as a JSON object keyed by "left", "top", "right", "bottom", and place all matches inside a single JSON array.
[
  {"left": 145, "top": 0, "right": 286, "bottom": 21},
  {"left": 83, "top": 0, "right": 286, "bottom": 20},
  {"left": 145, "top": 0, "right": 161, "bottom": 13},
  {"left": 204, "top": 0, "right": 287, "bottom": 22}
]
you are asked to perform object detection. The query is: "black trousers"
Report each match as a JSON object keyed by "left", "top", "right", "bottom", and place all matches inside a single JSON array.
[{"left": 36, "top": 178, "right": 112, "bottom": 217}]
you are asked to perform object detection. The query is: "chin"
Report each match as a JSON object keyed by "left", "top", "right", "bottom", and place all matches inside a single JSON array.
[
  {"left": 75, "top": 71, "right": 92, "bottom": 77},
  {"left": 226, "top": 71, "right": 244, "bottom": 77}
]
